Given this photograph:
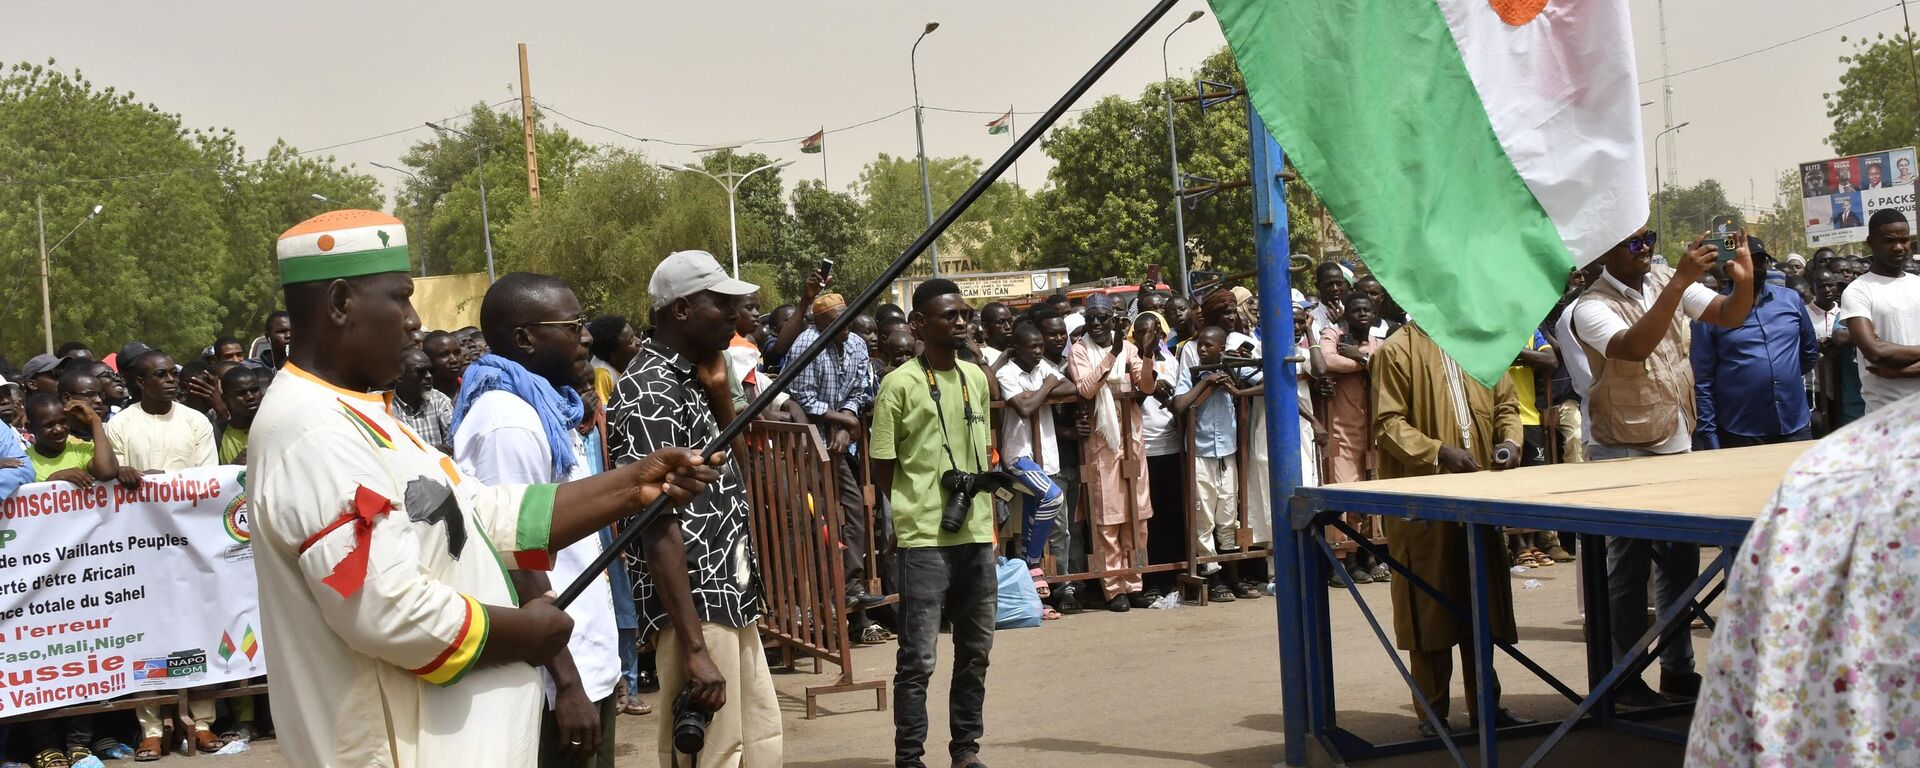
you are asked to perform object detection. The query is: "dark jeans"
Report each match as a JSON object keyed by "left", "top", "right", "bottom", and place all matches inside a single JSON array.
[
  {"left": 894, "top": 543, "right": 997, "bottom": 767},
  {"left": 1717, "top": 425, "right": 1813, "bottom": 448},
  {"left": 828, "top": 443, "right": 869, "bottom": 593},
  {"left": 1144, "top": 453, "right": 1189, "bottom": 593}
]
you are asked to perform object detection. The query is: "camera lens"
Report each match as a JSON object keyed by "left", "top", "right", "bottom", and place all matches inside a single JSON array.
[{"left": 940, "top": 470, "right": 975, "bottom": 533}]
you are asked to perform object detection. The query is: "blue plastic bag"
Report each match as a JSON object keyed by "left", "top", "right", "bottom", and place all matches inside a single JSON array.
[{"left": 995, "top": 556, "right": 1043, "bottom": 629}]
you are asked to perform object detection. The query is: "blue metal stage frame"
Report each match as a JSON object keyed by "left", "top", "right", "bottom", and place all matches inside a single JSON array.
[
  {"left": 1247, "top": 119, "right": 1751, "bottom": 767},
  {"left": 1249, "top": 112, "right": 1310, "bottom": 768},
  {"left": 1282, "top": 479, "right": 1742, "bottom": 768}
]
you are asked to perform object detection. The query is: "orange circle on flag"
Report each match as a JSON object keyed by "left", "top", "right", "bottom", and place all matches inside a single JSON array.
[
  {"left": 1489, "top": 0, "right": 1547, "bottom": 25},
  {"left": 317, "top": 234, "right": 336, "bottom": 252}
]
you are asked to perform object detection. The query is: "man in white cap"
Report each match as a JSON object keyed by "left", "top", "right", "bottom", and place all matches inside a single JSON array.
[
  {"left": 1783, "top": 253, "right": 1807, "bottom": 278},
  {"left": 248, "top": 210, "right": 719, "bottom": 768},
  {"left": 609, "top": 250, "right": 782, "bottom": 767}
]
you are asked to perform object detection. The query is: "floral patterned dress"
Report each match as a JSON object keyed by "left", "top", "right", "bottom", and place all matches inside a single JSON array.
[{"left": 1687, "top": 393, "right": 1920, "bottom": 766}]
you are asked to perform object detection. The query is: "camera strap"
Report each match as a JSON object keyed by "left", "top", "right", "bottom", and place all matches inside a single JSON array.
[{"left": 919, "top": 356, "right": 984, "bottom": 473}]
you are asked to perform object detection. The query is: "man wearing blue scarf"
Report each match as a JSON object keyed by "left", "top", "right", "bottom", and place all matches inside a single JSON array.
[{"left": 452, "top": 272, "right": 622, "bottom": 767}]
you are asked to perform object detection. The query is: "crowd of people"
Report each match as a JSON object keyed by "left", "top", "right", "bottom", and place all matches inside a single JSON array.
[{"left": 0, "top": 203, "right": 1913, "bottom": 766}]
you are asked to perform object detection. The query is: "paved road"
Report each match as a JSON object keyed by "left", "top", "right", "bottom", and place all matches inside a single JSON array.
[{"left": 224, "top": 552, "right": 1706, "bottom": 766}]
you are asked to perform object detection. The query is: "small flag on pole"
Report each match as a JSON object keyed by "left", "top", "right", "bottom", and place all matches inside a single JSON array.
[
  {"left": 217, "top": 631, "right": 236, "bottom": 661},
  {"left": 241, "top": 625, "right": 259, "bottom": 660},
  {"left": 799, "top": 129, "right": 825, "bottom": 154},
  {"left": 986, "top": 111, "right": 1012, "bottom": 135}
]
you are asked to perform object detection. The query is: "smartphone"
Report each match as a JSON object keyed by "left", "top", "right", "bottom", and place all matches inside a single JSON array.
[
  {"left": 818, "top": 258, "right": 835, "bottom": 280},
  {"left": 1707, "top": 215, "right": 1740, "bottom": 262},
  {"left": 1145, "top": 264, "right": 1162, "bottom": 287}
]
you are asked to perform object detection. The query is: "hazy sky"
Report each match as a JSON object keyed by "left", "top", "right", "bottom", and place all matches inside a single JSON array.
[{"left": 8, "top": 0, "right": 1909, "bottom": 218}]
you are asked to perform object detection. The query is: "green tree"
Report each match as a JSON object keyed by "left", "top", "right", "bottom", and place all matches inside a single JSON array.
[
  {"left": 1825, "top": 32, "right": 1920, "bottom": 157},
  {"left": 1027, "top": 46, "right": 1322, "bottom": 287},
  {"left": 0, "top": 60, "right": 378, "bottom": 361},
  {"left": 848, "top": 153, "right": 1028, "bottom": 291},
  {"left": 784, "top": 179, "right": 868, "bottom": 294},
  {"left": 1650, "top": 179, "right": 1737, "bottom": 250},
  {"left": 1751, "top": 170, "right": 1809, "bottom": 256},
  {"left": 503, "top": 148, "right": 731, "bottom": 320},
  {"left": 690, "top": 149, "right": 793, "bottom": 290},
  {"left": 394, "top": 103, "right": 593, "bottom": 276}
]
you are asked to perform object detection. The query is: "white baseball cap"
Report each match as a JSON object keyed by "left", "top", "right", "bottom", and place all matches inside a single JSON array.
[{"left": 648, "top": 250, "right": 759, "bottom": 302}]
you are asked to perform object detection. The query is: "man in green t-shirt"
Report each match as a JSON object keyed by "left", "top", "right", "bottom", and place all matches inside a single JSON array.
[
  {"left": 23, "top": 393, "right": 121, "bottom": 486},
  {"left": 870, "top": 278, "right": 995, "bottom": 768},
  {"left": 218, "top": 366, "right": 264, "bottom": 464}
]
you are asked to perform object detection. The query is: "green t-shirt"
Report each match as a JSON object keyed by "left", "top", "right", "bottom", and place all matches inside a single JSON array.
[
  {"left": 219, "top": 425, "right": 249, "bottom": 465},
  {"left": 870, "top": 359, "right": 994, "bottom": 548},
  {"left": 28, "top": 439, "right": 94, "bottom": 482}
]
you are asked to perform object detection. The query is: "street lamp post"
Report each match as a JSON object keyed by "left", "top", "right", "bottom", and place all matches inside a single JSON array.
[
  {"left": 309, "top": 193, "right": 346, "bottom": 209},
  {"left": 663, "top": 158, "right": 796, "bottom": 279},
  {"left": 1653, "top": 121, "right": 1691, "bottom": 238},
  {"left": 1162, "top": 9, "right": 1205, "bottom": 296},
  {"left": 911, "top": 21, "right": 941, "bottom": 276},
  {"left": 372, "top": 162, "right": 430, "bottom": 276},
  {"left": 425, "top": 122, "right": 497, "bottom": 282},
  {"left": 35, "top": 196, "right": 102, "bottom": 355}
]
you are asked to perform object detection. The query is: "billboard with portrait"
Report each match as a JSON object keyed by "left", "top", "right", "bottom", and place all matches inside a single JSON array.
[{"left": 1801, "top": 146, "right": 1918, "bottom": 247}]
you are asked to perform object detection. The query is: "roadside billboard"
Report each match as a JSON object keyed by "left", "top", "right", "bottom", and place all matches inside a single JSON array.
[{"left": 1800, "top": 146, "right": 1917, "bottom": 248}]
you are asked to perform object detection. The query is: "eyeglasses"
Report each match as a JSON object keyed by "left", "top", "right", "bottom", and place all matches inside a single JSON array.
[
  {"left": 519, "top": 316, "right": 587, "bottom": 335},
  {"left": 1624, "top": 231, "right": 1659, "bottom": 255}
]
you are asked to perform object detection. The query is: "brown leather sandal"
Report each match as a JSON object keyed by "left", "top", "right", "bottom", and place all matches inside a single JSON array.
[
  {"left": 192, "top": 729, "right": 225, "bottom": 754},
  {"left": 134, "top": 737, "right": 164, "bottom": 762}
]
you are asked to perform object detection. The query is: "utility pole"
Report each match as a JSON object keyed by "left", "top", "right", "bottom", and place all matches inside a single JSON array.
[
  {"left": 36, "top": 192, "right": 51, "bottom": 356},
  {"left": 1657, "top": 0, "right": 1678, "bottom": 186},
  {"left": 1902, "top": 1, "right": 1920, "bottom": 116},
  {"left": 519, "top": 43, "right": 541, "bottom": 202}
]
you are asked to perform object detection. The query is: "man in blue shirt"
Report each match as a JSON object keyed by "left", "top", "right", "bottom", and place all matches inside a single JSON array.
[
  {"left": 0, "top": 425, "right": 33, "bottom": 496},
  {"left": 784, "top": 293, "right": 885, "bottom": 611},
  {"left": 1692, "top": 242, "right": 1821, "bottom": 449}
]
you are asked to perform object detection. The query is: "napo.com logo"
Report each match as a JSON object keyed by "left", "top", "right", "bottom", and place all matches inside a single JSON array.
[{"left": 131, "top": 650, "right": 208, "bottom": 686}]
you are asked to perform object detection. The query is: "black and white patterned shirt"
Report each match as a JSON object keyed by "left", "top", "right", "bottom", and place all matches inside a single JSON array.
[{"left": 608, "top": 339, "right": 762, "bottom": 635}]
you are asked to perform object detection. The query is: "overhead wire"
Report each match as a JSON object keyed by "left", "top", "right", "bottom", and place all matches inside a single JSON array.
[
  {"left": 2, "top": 98, "right": 519, "bottom": 187},
  {"left": 1640, "top": 3, "right": 1900, "bottom": 85}
]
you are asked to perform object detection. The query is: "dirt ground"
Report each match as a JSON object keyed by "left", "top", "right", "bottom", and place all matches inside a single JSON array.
[{"left": 221, "top": 553, "right": 1708, "bottom": 767}]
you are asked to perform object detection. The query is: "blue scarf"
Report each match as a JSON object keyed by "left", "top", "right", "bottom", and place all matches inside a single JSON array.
[{"left": 450, "top": 354, "right": 585, "bottom": 480}]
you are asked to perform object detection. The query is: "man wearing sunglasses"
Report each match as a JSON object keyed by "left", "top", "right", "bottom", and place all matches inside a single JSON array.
[
  {"left": 391, "top": 348, "right": 454, "bottom": 455},
  {"left": 1567, "top": 225, "right": 1756, "bottom": 707},
  {"left": 452, "top": 273, "right": 624, "bottom": 767}
]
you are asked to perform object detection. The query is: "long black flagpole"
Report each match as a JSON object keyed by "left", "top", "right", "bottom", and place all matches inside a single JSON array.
[{"left": 560, "top": 0, "right": 1181, "bottom": 607}]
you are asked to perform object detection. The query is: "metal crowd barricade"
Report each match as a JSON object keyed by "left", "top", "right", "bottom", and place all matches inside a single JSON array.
[
  {"left": 1177, "top": 391, "right": 1281, "bottom": 602},
  {"left": 737, "top": 420, "right": 886, "bottom": 719}
]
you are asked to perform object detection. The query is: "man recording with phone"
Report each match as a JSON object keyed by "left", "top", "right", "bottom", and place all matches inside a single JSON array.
[
  {"left": 1566, "top": 224, "right": 1756, "bottom": 706},
  {"left": 871, "top": 278, "right": 997, "bottom": 768}
]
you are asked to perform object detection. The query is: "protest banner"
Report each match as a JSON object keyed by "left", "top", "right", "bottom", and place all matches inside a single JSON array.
[
  {"left": 1800, "top": 146, "right": 1918, "bottom": 247},
  {"left": 0, "top": 466, "right": 260, "bottom": 718}
]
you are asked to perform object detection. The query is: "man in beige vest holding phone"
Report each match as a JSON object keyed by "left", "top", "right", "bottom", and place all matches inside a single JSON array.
[{"left": 1567, "top": 226, "right": 1755, "bottom": 707}]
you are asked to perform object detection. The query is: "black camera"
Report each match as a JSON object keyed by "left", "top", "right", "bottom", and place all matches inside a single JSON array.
[
  {"left": 940, "top": 469, "right": 1016, "bottom": 533},
  {"left": 672, "top": 683, "right": 712, "bottom": 756}
]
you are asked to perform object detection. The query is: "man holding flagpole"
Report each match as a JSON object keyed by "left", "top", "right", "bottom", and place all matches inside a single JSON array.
[{"left": 248, "top": 210, "right": 719, "bottom": 768}]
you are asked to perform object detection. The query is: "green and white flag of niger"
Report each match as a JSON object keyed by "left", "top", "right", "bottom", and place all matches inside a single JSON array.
[
  {"left": 986, "top": 111, "right": 1012, "bottom": 135},
  {"left": 1209, "top": 0, "right": 1646, "bottom": 385}
]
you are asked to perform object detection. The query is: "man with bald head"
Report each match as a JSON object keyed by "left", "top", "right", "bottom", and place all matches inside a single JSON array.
[
  {"left": 785, "top": 290, "right": 885, "bottom": 610},
  {"left": 248, "top": 210, "right": 718, "bottom": 768},
  {"left": 454, "top": 272, "right": 626, "bottom": 767},
  {"left": 391, "top": 348, "right": 454, "bottom": 455}
]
